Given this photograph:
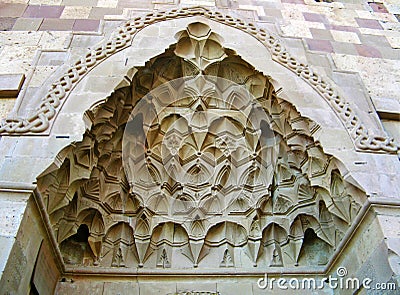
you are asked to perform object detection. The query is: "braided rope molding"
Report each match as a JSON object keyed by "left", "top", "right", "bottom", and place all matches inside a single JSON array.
[{"left": 0, "top": 6, "right": 398, "bottom": 154}]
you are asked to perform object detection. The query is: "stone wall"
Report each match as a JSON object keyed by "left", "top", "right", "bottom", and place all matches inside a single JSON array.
[
  {"left": 0, "top": 0, "right": 399, "bottom": 294},
  {"left": 0, "top": 0, "right": 399, "bottom": 133}
]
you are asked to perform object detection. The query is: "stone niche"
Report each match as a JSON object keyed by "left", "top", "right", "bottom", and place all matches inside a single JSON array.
[{"left": 36, "top": 22, "right": 366, "bottom": 273}]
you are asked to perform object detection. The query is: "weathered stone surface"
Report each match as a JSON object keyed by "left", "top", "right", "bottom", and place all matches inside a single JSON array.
[
  {"left": 0, "top": 1, "right": 399, "bottom": 294},
  {"left": 33, "top": 242, "right": 60, "bottom": 295},
  {"left": 0, "top": 73, "right": 25, "bottom": 97}
]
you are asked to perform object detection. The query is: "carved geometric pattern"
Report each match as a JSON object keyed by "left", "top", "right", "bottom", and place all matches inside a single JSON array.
[
  {"left": 0, "top": 7, "right": 397, "bottom": 154},
  {"left": 37, "top": 22, "right": 367, "bottom": 271}
]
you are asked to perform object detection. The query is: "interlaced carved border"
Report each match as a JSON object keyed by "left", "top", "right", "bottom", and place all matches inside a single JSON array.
[{"left": 0, "top": 6, "right": 398, "bottom": 154}]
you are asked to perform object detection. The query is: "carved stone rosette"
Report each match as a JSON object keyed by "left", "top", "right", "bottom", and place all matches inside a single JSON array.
[{"left": 37, "top": 22, "right": 366, "bottom": 271}]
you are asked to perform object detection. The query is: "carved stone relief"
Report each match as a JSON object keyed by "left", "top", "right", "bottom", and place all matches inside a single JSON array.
[
  {"left": 36, "top": 22, "right": 367, "bottom": 271},
  {"left": 0, "top": 7, "right": 397, "bottom": 154}
]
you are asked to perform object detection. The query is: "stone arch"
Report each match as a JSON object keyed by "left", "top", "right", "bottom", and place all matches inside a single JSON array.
[
  {"left": 58, "top": 207, "right": 105, "bottom": 266},
  {"left": 144, "top": 222, "right": 191, "bottom": 268},
  {"left": 199, "top": 221, "right": 248, "bottom": 268},
  {"left": 102, "top": 222, "right": 138, "bottom": 267},
  {"left": 34, "top": 21, "right": 370, "bottom": 274},
  {"left": 260, "top": 223, "right": 288, "bottom": 267},
  {"left": 0, "top": 7, "right": 396, "bottom": 156}
]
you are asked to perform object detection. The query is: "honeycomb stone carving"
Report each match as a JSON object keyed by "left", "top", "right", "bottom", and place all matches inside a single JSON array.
[
  {"left": 0, "top": 7, "right": 397, "bottom": 154},
  {"left": 37, "top": 22, "right": 367, "bottom": 271}
]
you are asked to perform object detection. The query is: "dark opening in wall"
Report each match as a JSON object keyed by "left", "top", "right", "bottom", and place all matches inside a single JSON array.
[
  {"left": 29, "top": 282, "right": 39, "bottom": 295},
  {"left": 298, "top": 228, "right": 332, "bottom": 266},
  {"left": 74, "top": 224, "right": 90, "bottom": 243},
  {"left": 60, "top": 224, "right": 93, "bottom": 265}
]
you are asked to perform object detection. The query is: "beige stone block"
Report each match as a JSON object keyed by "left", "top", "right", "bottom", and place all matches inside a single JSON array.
[
  {"left": 328, "top": 9, "right": 358, "bottom": 27},
  {"left": 280, "top": 23, "right": 312, "bottom": 38},
  {"left": 29, "top": 66, "right": 57, "bottom": 88},
  {"left": 372, "top": 96, "right": 400, "bottom": 115},
  {"left": 0, "top": 239, "right": 29, "bottom": 294},
  {"left": 176, "top": 282, "right": 217, "bottom": 294},
  {"left": 0, "top": 194, "right": 29, "bottom": 237},
  {"left": 12, "top": 18, "right": 43, "bottom": 31},
  {"left": 13, "top": 202, "right": 43, "bottom": 259},
  {"left": 359, "top": 27, "right": 386, "bottom": 36},
  {"left": 51, "top": 112, "right": 86, "bottom": 136},
  {"left": 355, "top": 10, "right": 374, "bottom": 19},
  {"left": 386, "top": 35, "right": 400, "bottom": 49},
  {"left": 102, "top": 282, "right": 139, "bottom": 295},
  {"left": 138, "top": 282, "right": 177, "bottom": 295},
  {"left": 354, "top": 241, "right": 394, "bottom": 291},
  {"left": 39, "top": 31, "right": 72, "bottom": 50},
  {"left": 331, "top": 248, "right": 361, "bottom": 282},
  {"left": 385, "top": 3, "right": 400, "bottom": 14},
  {"left": 82, "top": 75, "right": 122, "bottom": 93},
  {"left": 0, "top": 0, "right": 28, "bottom": 3},
  {"left": 238, "top": 5, "right": 266, "bottom": 17},
  {"left": 372, "top": 153, "right": 400, "bottom": 176},
  {"left": 0, "top": 74, "right": 25, "bottom": 98},
  {"left": 28, "top": 0, "right": 62, "bottom": 4},
  {"left": 382, "top": 120, "right": 400, "bottom": 143},
  {"left": 291, "top": 19, "right": 325, "bottom": 30},
  {"left": 0, "top": 98, "right": 15, "bottom": 118},
  {"left": 103, "top": 14, "right": 127, "bottom": 21},
  {"left": 318, "top": 126, "right": 355, "bottom": 150},
  {"left": 60, "top": 92, "right": 108, "bottom": 114},
  {"left": 0, "top": 46, "right": 36, "bottom": 75},
  {"left": 70, "top": 34, "right": 104, "bottom": 48},
  {"left": 0, "top": 137, "right": 18, "bottom": 159},
  {"left": 218, "top": 282, "right": 253, "bottom": 295},
  {"left": 10, "top": 136, "right": 69, "bottom": 159},
  {"left": 0, "top": 157, "right": 46, "bottom": 185},
  {"left": 0, "top": 31, "right": 43, "bottom": 47},
  {"left": 282, "top": 3, "right": 309, "bottom": 13},
  {"left": 60, "top": 6, "right": 92, "bottom": 19},
  {"left": 375, "top": 12, "right": 398, "bottom": 23},
  {"left": 332, "top": 54, "right": 400, "bottom": 102},
  {"left": 122, "top": 6, "right": 148, "bottom": 17},
  {"left": 305, "top": 0, "right": 344, "bottom": 8},
  {"left": 281, "top": 7, "right": 305, "bottom": 21},
  {"left": 124, "top": 48, "right": 166, "bottom": 67},
  {"left": 181, "top": 0, "right": 215, "bottom": 6},
  {"left": 351, "top": 170, "right": 399, "bottom": 198},
  {"left": 377, "top": 215, "right": 400, "bottom": 238},
  {"left": 37, "top": 51, "right": 68, "bottom": 66},
  {"left": 137, "top": 23, "right": 161, "bottom": 38},
  {"left": 382, "top": 23, "right": 400, "bottom": 35},
  {"left": 0, "top": 236, "right": 15, "bottom": 280},
  {"left": 56, "top": 280, "right": 104, "bottom": 294},
  {"left": 159, "top": 26, "right": 178, "bottom": 38},
  {"left": 356, "top": 218, "right": 383, "bottom": 265},
  {"left": 97, "top": 0, "right": 118, "bottom": 8},
  {"left": 331, "top": 30, "right": 361, "bottom": 44}
]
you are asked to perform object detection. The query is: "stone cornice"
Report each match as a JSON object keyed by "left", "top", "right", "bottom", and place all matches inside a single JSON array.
[{"left": 31, "top": 183, "right": 400, "bottom": 277}]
